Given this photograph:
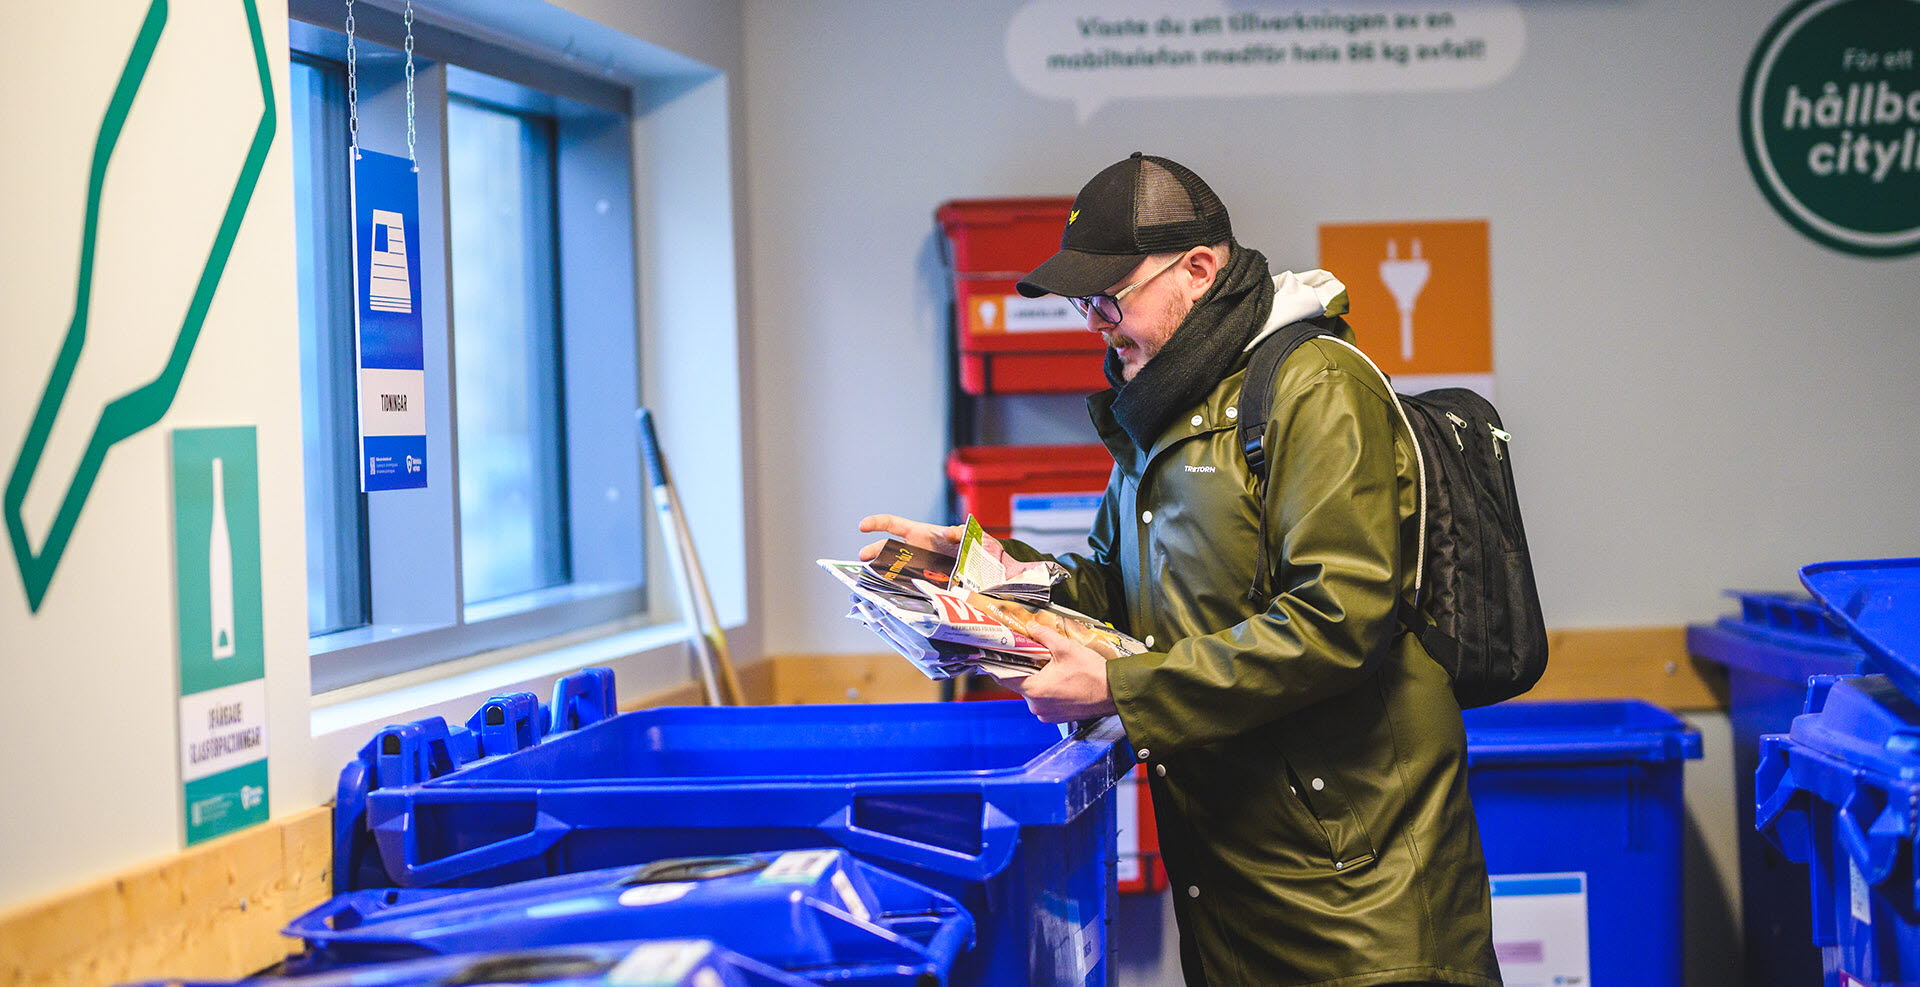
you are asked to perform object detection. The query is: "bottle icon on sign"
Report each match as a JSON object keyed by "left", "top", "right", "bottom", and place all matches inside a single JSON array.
[
  {"left": 209, "top": 458, "right": 236, "bottom": 659},
  {"left": 1379, "top": 238, "right": 1431, "bottom": 362},
  {"left": 368, "top": 209, "right": 413, "bottom": 314}
]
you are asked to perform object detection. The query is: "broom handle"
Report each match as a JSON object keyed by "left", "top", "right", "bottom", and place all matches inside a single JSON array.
[{"left": 637, "top": 409, "right": 740, "bottom": 705}]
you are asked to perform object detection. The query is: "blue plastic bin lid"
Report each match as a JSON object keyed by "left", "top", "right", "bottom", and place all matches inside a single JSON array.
[
  {"left": 1788, "top": 674, "right": 1920, "bottom": 782},
  {"left": 287, "top": 849, "right": 971, "bottom": 978},
  {"left": 1802, "top": 558, "right": 1920, "bottom": 705},
  {"left": 1461, "top": 700, "right": 1702, "bottom": 766},
  {"left": 122, "top": 940, "right": 811, "bottom": 987}
]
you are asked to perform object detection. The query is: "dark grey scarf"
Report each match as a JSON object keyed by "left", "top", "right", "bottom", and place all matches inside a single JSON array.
[{"left": 1104, "top": 242, "right": 1274, "bottom": 451}]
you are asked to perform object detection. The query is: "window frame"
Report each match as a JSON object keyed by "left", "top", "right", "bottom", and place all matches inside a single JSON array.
[
  {"left": 288, "top": 12, "right": 649, "bottom": 695},
  {"left": 288, "top": 50, "right": 373, "bottom": 637}
]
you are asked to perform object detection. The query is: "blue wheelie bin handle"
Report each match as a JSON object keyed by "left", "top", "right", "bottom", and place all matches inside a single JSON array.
[
  {"left": 1836, "top": 771, "right": 1905, "bottom": 885},
  {"left": 377, "top": 809, "right": 571, "bottom": 888},
  {"left": 818, "top": 800, "right": 1021, "bottom": 882}
]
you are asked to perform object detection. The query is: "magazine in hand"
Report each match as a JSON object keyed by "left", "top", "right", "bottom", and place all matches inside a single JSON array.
[{"left": 818, "top": 520, "right": 1145, "bottom": 681}]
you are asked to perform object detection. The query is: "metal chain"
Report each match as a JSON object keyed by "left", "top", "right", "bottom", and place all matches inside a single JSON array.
[
  {"left": 345, "top": 0, "right": 359, "bottom": 159},
  {"left": 403, "top": 0, "right": 417, "bottom": 167}
]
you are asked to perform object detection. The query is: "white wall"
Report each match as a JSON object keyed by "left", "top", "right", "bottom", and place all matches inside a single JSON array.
[
  {"left": 0, "top": 0, "right": 311, "bottom": 909},
  {"left": 741, "top": 0, "right": 1920, "bottom": 658},
  {"left": 0, "top": 0, "right": 750, "bottom": 913}
]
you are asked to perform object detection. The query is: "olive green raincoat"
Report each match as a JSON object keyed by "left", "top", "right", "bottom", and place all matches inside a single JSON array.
[{"left": 1009, "top": 272, "right": 1502, "bottom": 986}]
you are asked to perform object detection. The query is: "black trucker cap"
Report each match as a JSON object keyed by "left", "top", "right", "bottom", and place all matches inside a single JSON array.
[{"left": 1016, "top": 152, "right": 1233, "bottom": 299}]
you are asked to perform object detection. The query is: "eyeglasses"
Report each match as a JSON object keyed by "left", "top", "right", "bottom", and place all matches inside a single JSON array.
[{"left": 1066, "top": 251, "right": 1190, "bottom": 326}]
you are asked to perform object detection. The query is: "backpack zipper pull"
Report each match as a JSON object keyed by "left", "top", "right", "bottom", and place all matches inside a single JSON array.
[
  {"left": 1444, "top": 411, "right": 1468, "bottom": 450},
  {"left": 1489, "top": 425, "right": 1511, "bottom": 460}
]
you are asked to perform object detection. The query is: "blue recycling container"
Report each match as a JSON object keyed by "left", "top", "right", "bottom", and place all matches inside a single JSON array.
[
  {"left": 282, "top": 849, "right": 970, "bottom": 986},
  {"left": 1758, "top": 674, "right": 1920, "bottom": 987},
  {"left": 123, "top": 939, "right": 812, "bottom": 987},
  {"left": 1689, "top": 590, "right": 1866, "bottom": 987},
  {"left": 1803, "top": 558, "right": 1920, "bottom": 704},
  {"left": 335, "top": 691, "right": 1128, "bottom": 987},
  {"left": 1463, "top": 700, "right": 1702, "bottom": 986}
]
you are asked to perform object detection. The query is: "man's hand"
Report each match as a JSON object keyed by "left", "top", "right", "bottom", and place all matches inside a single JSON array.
[
  {"left": 1003, "top": 623, "right": 1118, "bottom": 723},
  {"left": 857, "top": 515, "right": 1016, "bottom": 569},
  {"left": 856, "top": 514, "right": 965, "bottom": 562}
]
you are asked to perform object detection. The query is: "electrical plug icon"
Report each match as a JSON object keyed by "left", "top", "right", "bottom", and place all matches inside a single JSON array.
[{"left": 1379, "top": 238, "right": 1431, "bottom": 361}]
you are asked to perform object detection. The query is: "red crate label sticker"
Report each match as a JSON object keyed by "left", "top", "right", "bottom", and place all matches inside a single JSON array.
[
  {"left": 969, "top": 292, "right": 1083, "bottom": 335},
  {"left": 1013, "top": 492, "right": 1103, "bottom": 558}
]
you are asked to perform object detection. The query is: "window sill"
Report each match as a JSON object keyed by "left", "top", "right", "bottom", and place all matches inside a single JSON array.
[{"left": 309, "top": 617, "right": 689, "bottom": 740}]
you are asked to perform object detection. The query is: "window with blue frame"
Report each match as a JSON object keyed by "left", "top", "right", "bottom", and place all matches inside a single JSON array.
[{"left": 288, "top": 11, "right": 647, "bottom": 692}]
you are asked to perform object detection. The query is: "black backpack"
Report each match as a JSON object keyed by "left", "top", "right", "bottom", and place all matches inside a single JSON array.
[{"left": 1239, "top": 318, "right": 1548, "bottom": 708}]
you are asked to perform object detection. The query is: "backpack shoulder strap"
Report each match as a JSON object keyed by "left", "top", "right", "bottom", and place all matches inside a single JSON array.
[
  {"left": 1239, "top": 320, "right": 1333, "bottom": 603},
  {"left": 1238, "top": 321, "right": 1328, "bottom": 477}
]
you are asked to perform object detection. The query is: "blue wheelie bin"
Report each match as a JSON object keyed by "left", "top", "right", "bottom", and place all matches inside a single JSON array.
[
  {"left": 1689, "top": 589, "right": 1866, "bottom": 986},
  {"left": 1758, "top": 556, "right": 1920, "bottom": 986},
  {"left": 124, "top": 939, "right": 812, "bottom": 987},
  {"left": 281, "top": 849, "right": 970, "bottom": 986},
  {"left": 1463, "top": 700, "right": 1702, "bottom": 986},
  {"left": 334, "top": 686, "right": 1128, "bottom": 987},
  {"left": 1758, "top": 674, "right": 1920, "bottom": 987}
]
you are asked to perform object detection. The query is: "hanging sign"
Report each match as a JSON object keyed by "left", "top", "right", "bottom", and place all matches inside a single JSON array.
[
  {"left": 1741, "top": 0, "right": 1920, "bottom": 257},
  {"left": 171, "top": 427, "right": 270, "bottom": 845},
  {"left": 353, "top": 149, "right": 428, "bottom": 490}
]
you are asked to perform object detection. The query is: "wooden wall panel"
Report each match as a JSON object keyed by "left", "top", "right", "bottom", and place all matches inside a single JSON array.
[
  {"left": 770, "top": 654, "right": 942, "bottom": 706},
  {"left": 0, "top": 805, "right": 331, "bottom": 987},
  {"left": 1532, "top": 625, "right": 1727, "bottom": 711}
]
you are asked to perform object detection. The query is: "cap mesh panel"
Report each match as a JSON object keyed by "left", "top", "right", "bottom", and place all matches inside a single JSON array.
[
  {"left": 1136, "top": 160, "right": 1200, "bottom": 226},
  {"left": 1131, "top": 156, "right": 1231, "bottom": 252}
]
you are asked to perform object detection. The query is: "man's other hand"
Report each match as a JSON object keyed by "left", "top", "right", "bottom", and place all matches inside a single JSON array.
[
  {"left": 856, "top": 514, "right": 965, "bottom": 562},
  {"left": 1006, "top": 623, "right": 1119, "bottom": 723}
]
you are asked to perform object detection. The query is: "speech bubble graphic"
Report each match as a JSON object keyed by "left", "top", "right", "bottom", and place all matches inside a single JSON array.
[{"left": 1007, "top": 0, "right": 1526, "bottom": 122}]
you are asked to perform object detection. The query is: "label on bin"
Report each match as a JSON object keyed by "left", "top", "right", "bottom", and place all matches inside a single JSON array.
[
  {"left": 758, "top": 849, "right": 837, "bottom": 883},
  {"left": 1851, "top": 857, "right": 1872, "bottom": 925},
  {"left": 608, "top": 940, "right": 713, "bottom": 985},
  {"left": 617, "top": 882, "right": 696, "bottom": 907},
  {"left": 1488, "top": 872, "right": 1589, "bottom": 986},
  {"left": 1117, "top": 768, "right": 1142, "bottom": 884}
]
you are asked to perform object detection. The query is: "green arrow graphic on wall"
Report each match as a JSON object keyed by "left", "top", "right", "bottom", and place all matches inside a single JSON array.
[{"left": 5, "top": 0, "right": 276, "bottom": 612}]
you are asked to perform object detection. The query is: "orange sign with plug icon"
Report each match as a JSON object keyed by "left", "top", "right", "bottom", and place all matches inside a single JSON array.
[{"left": 1318, "top": 220, "right": 1492, "bottom": 395}]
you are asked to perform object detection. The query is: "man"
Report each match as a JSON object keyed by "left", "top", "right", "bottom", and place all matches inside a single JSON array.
[{"left": 861, "top": 153, "right": 1500, "bottom": 986}]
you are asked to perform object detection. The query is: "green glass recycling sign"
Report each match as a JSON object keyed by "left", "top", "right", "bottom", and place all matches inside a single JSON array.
[{"left": 1742, "top": 0, "right": 1920, "bottom": 257}]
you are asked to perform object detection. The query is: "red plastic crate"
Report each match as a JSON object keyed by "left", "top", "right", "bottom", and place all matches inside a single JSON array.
[
  {"left": 953, "top": 277, "right": 1106, "bottom": 394},
  {"left": 946, "top": 444, "right": 1113, "bottom": 537},
  {"left": 936, "top": 197, "right": 1074, "bottom": 274}
]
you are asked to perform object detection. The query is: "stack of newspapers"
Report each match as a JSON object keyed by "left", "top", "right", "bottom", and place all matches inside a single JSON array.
[{"left": 818, "top": 519, "right": 1147, "bottom": 681}]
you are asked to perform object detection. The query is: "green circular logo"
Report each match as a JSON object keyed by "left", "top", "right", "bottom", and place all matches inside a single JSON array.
[{"left": 1741, "top": 0, "right": 1920, "bottom": 257}]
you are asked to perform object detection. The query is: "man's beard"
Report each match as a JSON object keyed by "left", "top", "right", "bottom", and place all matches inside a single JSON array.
[{"left": 1119, "top": 291, "right": 1198, "bottom": 381}]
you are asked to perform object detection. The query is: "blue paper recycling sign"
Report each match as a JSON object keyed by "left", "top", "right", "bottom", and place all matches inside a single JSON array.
[{"left": 353, "top": 149, "right": 428, "bottom": 490}]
